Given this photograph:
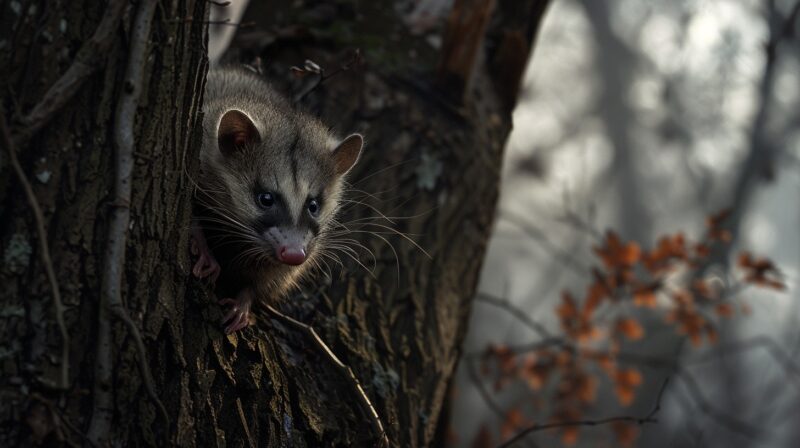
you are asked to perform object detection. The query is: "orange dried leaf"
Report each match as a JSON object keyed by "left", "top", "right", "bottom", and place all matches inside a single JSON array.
[
  {"left": 715, "top": 303, "right": 734, "bottom": 317},
  {"left": 707, "top": 209, "right": 732, "bottom": 242},
  {"left": 633, "top": 286, "right": 658, "bottom": 308},
  {"left": 576, "top": 375, "right": 598, "bottom": 404},
  {"left": 521, "top": 356, "right": 550, "bottom": 391},
  {"left": 738, "top": 252, "right": 785, "bottom": 290},
  {"left": 643, "top": 233, "right": 687, "bottom": 273},
  {"left": 595, "top": 231, "right": 641, "bottom": 270},
  {"left": 694, "top": 243, "right": 711, "bottom": 258},
  {"left": 615, "top": 318, "right": 645, "bottom": 340},
  {"left": 561, "top": 426, "right": 580, "bottom": 446},
  {"left": 558, "top": 292, "right": 578, "bottom": 320},
  {"left": 501, "top": 408, "right": 525, "bottom": 440},
  {"left": 593, "top": 353, "right": 616, "bottom": 374},
  {"left": 616, "top": 368, "right": 643, "bottom": 387},
  {"left": 615, "top": 385, "right": 636, "bottom": 406},
  {"left": 692, "top": 279, "right": 717, "bottom": 300},
  {"left": 706, "top": 326, "right": 719, "bottom": 344},
  {"left": 612, "top": 421, "right": 639, "bottom": 447}
]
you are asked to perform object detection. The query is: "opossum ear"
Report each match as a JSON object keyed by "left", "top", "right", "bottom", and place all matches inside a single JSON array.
[
  {"left": 218, "top": 110, "right": 260, "bottom": 155},
  {"left": 331, "top": 133, "right": 364, "bottom": 176}
]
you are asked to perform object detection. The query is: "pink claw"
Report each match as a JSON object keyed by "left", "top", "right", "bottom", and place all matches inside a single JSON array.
[
  {"left": 219, "top": 295, "right": 252, "bottom": 334},
  {"left": 191, "top": 226, "right": 221, "bottom": 284}
]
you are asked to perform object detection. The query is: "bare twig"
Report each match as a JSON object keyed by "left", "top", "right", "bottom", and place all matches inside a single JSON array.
[
  {"left": 498, "top": 378, "right": 670, "bottom": 448},
  {"left": 14, "top": 0, "right": 127, "bottom": 145},
  {"left": 685, "top": 335, "right": 800, "bottom": 382},
  {"left": 291, "top": 50, "right": 364, "bottom": 102},
  {"left": 499, "top": 210, "right": 588, "bottom": 274},
  {"left": 0, "top": 113, "right": 70, "bottom": 391},
  {"left": 88, "top": 0, "right": 165, "bottom": 444},
  {"left": 678, "top": 371, "right": 760, "bottom": 439},
  {"left": 475, "top": 293, "right": 553, "bottom": 339},
  {"left": 471, "top": 295, "right": 778, "bottom": 442},
  {"left": 465, "top": 358, "right": 508, "bottom": 420},
  {"left": 264, "top": 304, "right": 390, "bottom": 448},
  {"left": 235, "top": 398, "right": 256, "bottom": 448}
]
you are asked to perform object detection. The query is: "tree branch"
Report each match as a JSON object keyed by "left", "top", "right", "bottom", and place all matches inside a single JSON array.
[
  {"left": 88, "top": 0, "right": 165, "bottom": 444},
  {"left": 0, "top": 113, "right": 70, "bottom": 391},
  {"left": 475, "top": 291, "right": 790, "bottom": 442},
  {"left": 475, "top": 293, "right": 553, "bottom": 339},
  {"left": 702, "top": 0, "right": 800, "bottom": 272},
  {"left": 498, "top": 378, "right": 670, "bottom": 448},
  {"left": 13, "top": 0, "right": 128, "bottom": 146}
]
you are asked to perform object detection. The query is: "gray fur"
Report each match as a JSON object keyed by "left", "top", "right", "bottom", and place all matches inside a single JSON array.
[{"left": 197, "top": 66, "right": 362, "bottom": 301}]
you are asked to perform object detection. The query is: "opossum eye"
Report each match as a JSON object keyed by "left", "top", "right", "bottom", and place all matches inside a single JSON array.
[
  {"left": 257, "top": 192, "right": 275, "bottom": 208},
  {"left": 307, "top": 198, "right": 320, "bottom": 217}
]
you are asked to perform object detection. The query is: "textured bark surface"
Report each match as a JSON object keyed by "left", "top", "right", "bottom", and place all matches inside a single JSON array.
[
  {"left": 0, "top": 0, "right": 208, "bottom": 445},
  {"left": 0, "top": 0, "right": 549, "bottom": 447}
]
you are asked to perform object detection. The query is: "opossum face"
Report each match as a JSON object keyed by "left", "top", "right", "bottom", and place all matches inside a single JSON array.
[{"left": 203, "top": 109, "right": 363, "bottom": 267}]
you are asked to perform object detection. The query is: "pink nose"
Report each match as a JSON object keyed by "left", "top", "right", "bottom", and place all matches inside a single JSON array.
[{"left": 278, "top": 246, "right": 306, "bottom": 265}]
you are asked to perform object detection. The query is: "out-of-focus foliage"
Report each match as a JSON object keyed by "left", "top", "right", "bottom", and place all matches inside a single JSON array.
[
  {"left": 451, "top": 0, "right": 800, "bottom": 446},
  {"left": 474, "top": 212, "right": 784, "bottom": 446}
]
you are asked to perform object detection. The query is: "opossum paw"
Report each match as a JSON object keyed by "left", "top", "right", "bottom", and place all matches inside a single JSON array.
[
  {"left": 219, "top": 297, "right": 252, "bottom": 334},
  {"left": 192, "top": 252, "right": 221, "bottom": 284}
]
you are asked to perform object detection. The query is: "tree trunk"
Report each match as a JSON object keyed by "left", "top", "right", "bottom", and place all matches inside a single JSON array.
[{"left": 1, "top": 1, "right": 549, "bottom": 447}]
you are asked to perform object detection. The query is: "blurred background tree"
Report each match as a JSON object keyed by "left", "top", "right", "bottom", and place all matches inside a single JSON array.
[{"left": 451, "top": 0, "right": 800, "bottom": 447}]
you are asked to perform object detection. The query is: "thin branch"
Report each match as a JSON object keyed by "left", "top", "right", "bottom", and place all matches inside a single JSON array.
[
  {"left": 0, "top": 113, "right": 70, "bottom": 390},
  {"left": 466, "top": 357, "right": 509, "bottom": 420},
  {"left": 88, "top": 0, "right": 164, "bottom": 444},
  {"left": 678, "top": 371, "right": 760, "bottom": 439},
  {"left": 264, "top": 304, "right": 390, "bottom": 448},
  {"left": 498, "top": 209, "right": 588, "bottom": 274},
  {"left": 684, "top": 335, "right": 800, "bottom": 382},
  {"left": 291, "top": 50, "right": 364, "bottom": 103},
  {"left": 611, "top": 351, "right": 763, "bottom": 439},
  {"left": 235, "top": 398, "right": 256, "bottom": 448},
  {"left": 475, "top": 293, "right": 553, "bottom": 339},
  {"left": 14, "top": 0, "right": 127, "bottom": 146},
  {"left": 701, "top": 0, "right": 800, "bottom": 272},
  {"left": 498, "top": 378, "right": 670, "bottom": 448},
  {"left": 469, "top": 318, "right": 774, "bottom": 443}
]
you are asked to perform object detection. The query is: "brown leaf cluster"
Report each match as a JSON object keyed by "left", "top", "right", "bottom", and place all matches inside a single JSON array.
[{"left": 477, "top": 210, "right": 784, "bottom": 447}]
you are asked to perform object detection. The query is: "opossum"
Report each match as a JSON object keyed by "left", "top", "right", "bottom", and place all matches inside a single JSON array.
[{"left": 191, "top": 67, "right": 363, "bottom": 333}]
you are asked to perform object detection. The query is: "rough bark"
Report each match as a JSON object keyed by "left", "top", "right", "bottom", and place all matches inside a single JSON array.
[
  {"left": 0, "top": 0, "right": 208, "bottom": 445},
  {"left": 0, "top": 0, "right": 550, "bottom": 447}
]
